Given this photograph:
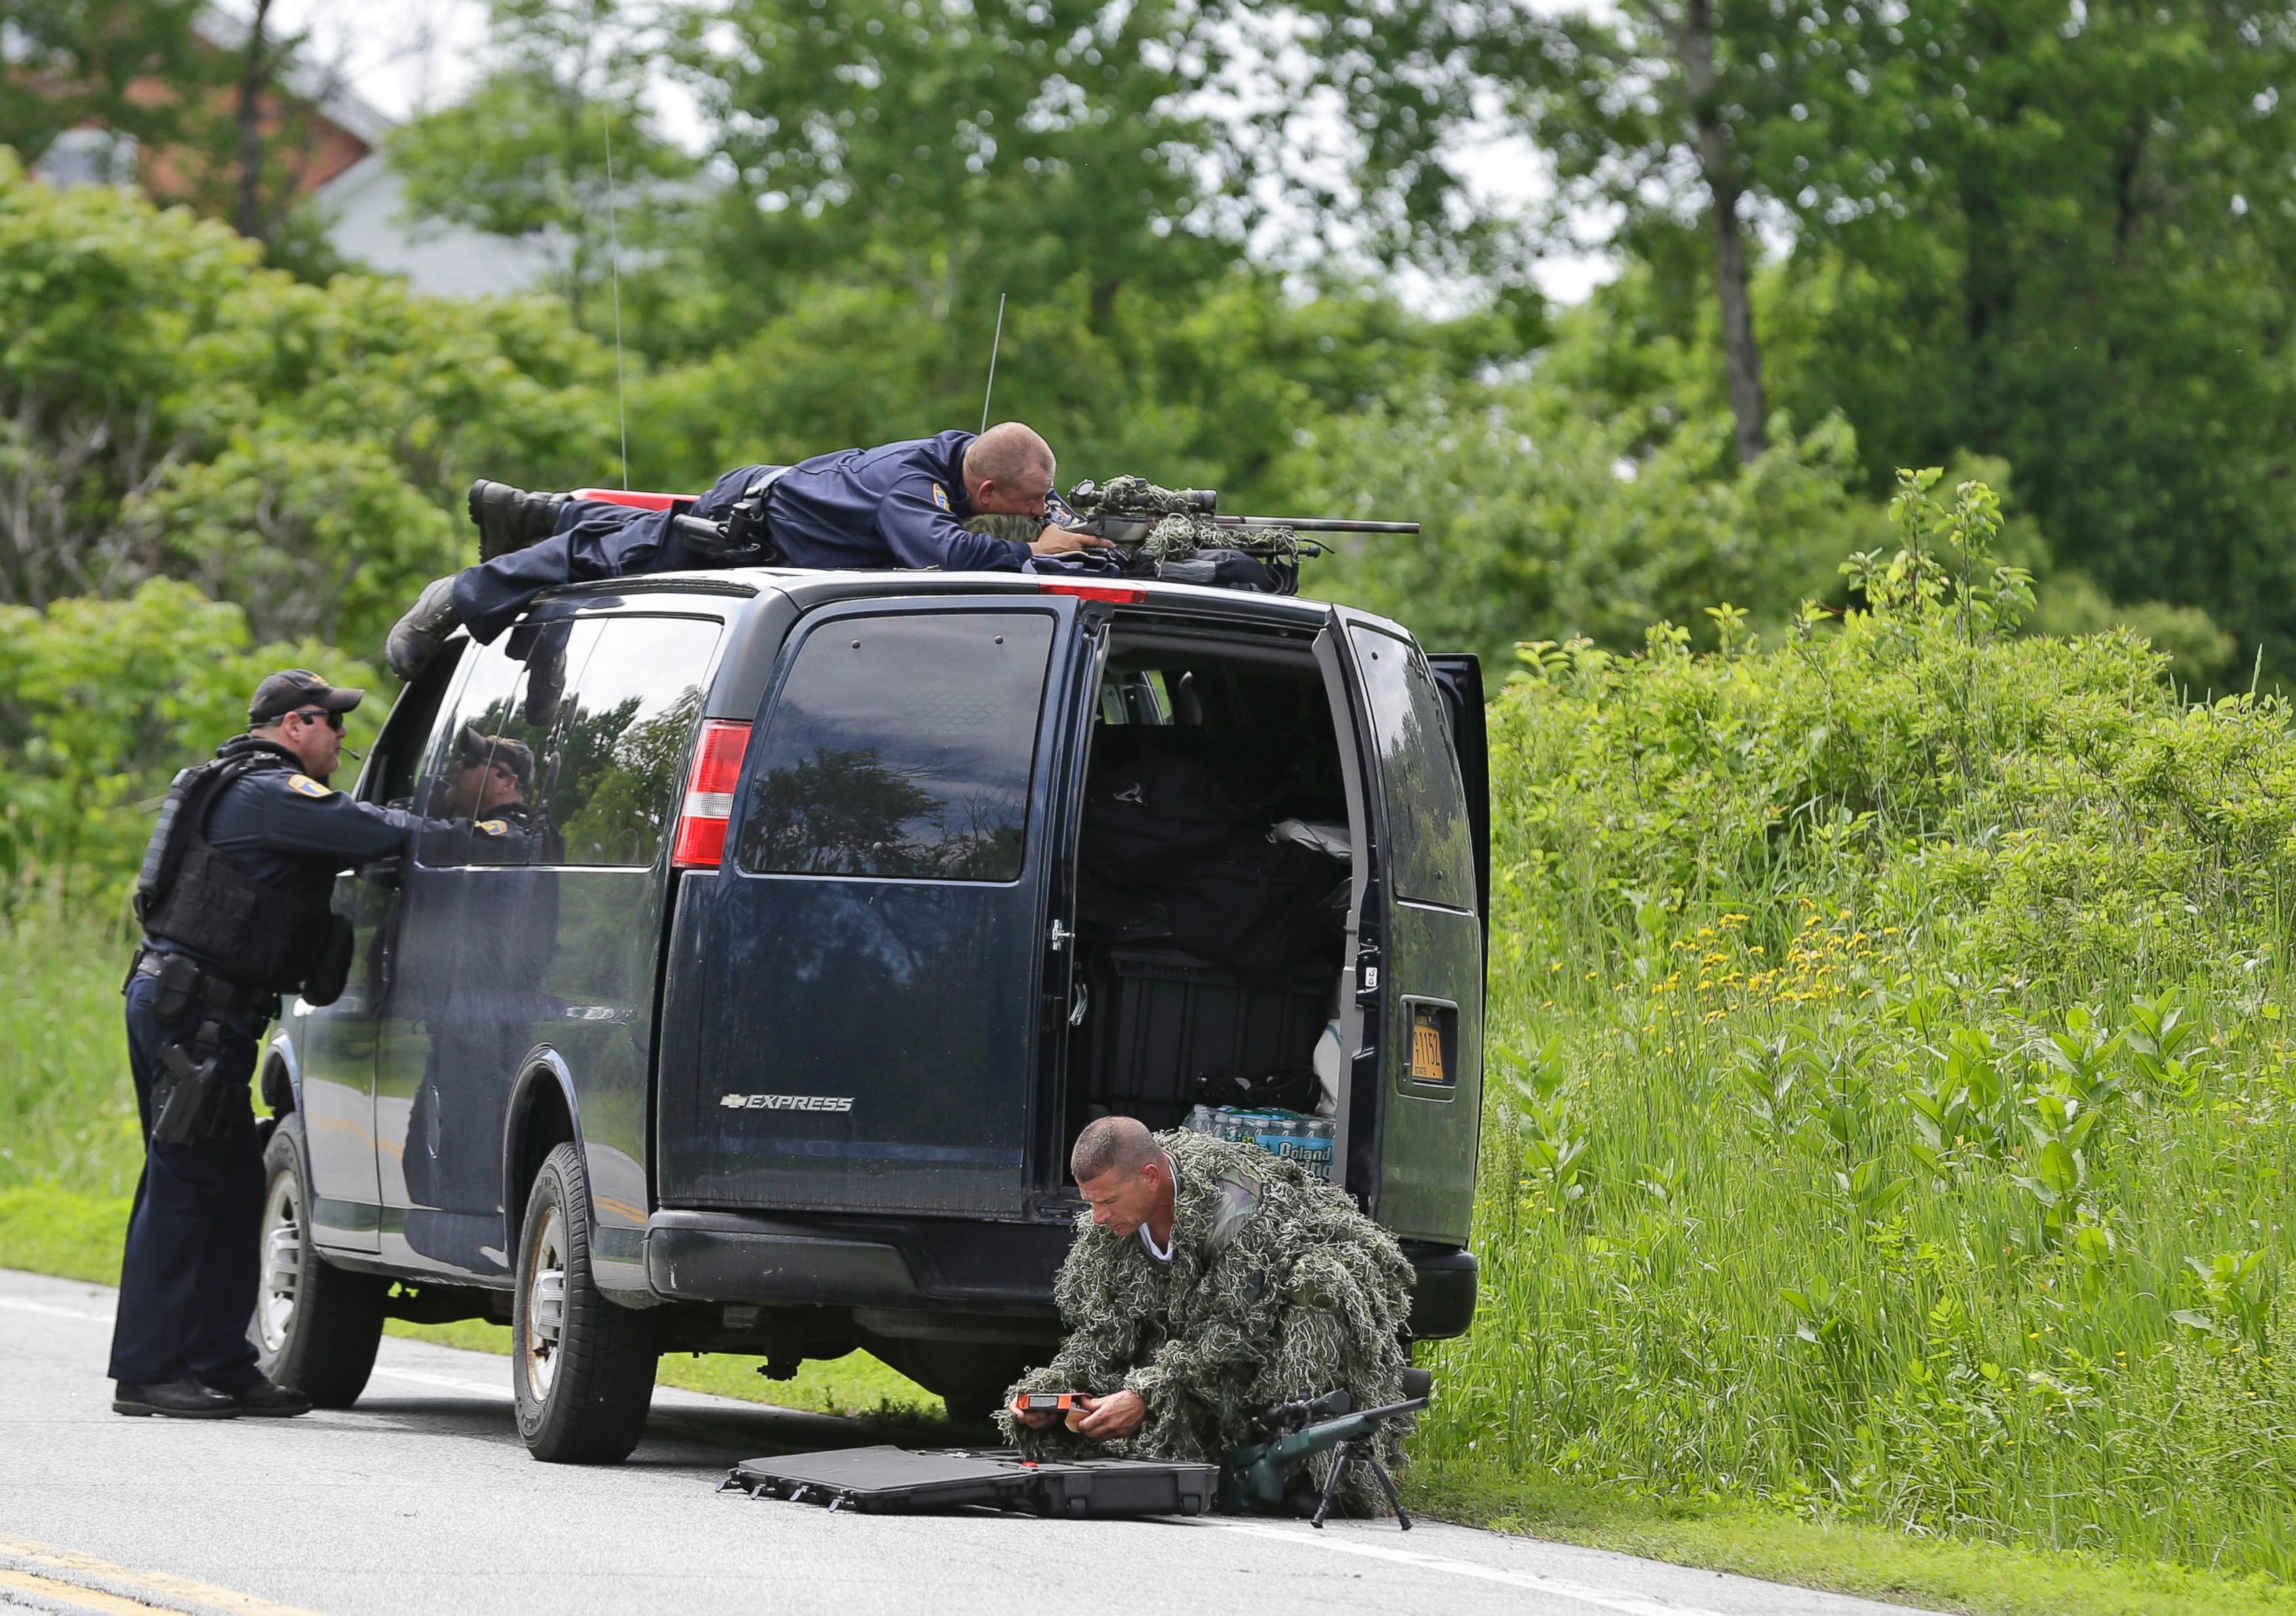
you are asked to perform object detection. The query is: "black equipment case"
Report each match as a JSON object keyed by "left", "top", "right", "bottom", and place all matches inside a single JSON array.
[
  {"left": 1094, "top": 947, "right": 1328, "bottom": 1126},
  {"left": 721, "top": 1446, "right": 1218, "bottom": 1517}
]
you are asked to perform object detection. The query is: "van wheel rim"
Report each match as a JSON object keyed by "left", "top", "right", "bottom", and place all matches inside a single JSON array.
[
  {"left": 257, "top": 1172, "right": 303, "bottom": 1355},
  {"left": 524, "top": 1205, "right": 568, "bottom": 1402}
]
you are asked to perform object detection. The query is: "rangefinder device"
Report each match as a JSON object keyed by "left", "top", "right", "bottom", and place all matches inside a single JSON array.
[{"left": 1011, "top": 1391, "right": 1085, "bottom": 1414}]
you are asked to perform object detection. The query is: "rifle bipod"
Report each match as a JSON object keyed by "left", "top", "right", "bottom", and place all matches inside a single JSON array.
[{"left": 1308, "top": 1435, "right": 1411, "bottom": 1530}]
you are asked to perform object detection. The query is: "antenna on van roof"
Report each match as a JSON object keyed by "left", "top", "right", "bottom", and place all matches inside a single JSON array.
[
  {"left": 601, "top": 105, "right": 630, "bottom": 489},
  {"left": 979, "top": 292, "right": 1007, "bottom": 435}
]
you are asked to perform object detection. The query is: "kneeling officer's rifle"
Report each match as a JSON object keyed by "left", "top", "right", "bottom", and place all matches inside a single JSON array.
[{"left": 1220, "top": 1385, "right": 1431, "bottom": 1528}]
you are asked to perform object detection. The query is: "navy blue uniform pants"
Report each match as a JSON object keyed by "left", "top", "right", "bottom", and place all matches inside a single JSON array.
[
  {"left": 105, "top": 972, "right": 265, "bottom": 1388},
  {"left": 451, "top": 464, "right": 773, "bottom": 645}
]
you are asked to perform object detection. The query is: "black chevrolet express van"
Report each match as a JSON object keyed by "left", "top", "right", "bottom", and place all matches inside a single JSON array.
[{"left": 252, "top": 566, "right": 1487, "bottom": 1463}]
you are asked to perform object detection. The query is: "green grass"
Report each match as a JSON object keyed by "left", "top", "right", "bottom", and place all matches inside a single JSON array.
[
  {"left": 0, "top": 888, "right": 143, "bottom": 1199},
  {"left": 1415, "top": 1467, "right": 2296, "bottom": 1616},
  {"left": 0, "top": 1185, "right": 131, "bottom": 1285}
]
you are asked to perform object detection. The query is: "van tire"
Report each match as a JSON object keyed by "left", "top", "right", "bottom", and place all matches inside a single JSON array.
[
  {"left": 252, "top": 1124, "right": 387, "bottom": 1408},
  {"left": 512, "top": 1143, "right": 655, "bottom": 1463}
]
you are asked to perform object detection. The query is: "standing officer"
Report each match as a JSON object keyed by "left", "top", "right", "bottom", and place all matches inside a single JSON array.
[
  {"left": 109, "top": 670, "right": 446, "bottom": 1418},
  {"left": 384, "top": 422, "right": 1113, "bottom": 678}
]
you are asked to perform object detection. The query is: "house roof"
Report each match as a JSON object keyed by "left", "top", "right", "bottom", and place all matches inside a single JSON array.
[{"left": 191, "top": 4, "right": 396, "bottom": 149}]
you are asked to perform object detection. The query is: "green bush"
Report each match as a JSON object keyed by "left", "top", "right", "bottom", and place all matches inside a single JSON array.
[
  {"left": 1427, "top": 470, "right": 2296, "bottom": 1576},
  {"left": 0, "top": 579, "right": 381, "bottom": 893}
]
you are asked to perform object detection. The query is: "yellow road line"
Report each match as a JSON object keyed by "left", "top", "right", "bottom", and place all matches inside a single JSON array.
[
  {"left": 0, "top": 1535, "right": 327, "bottom": 1616},
  {"left": 0, "top": 1566, "right": 175, "bottom": 1613}
]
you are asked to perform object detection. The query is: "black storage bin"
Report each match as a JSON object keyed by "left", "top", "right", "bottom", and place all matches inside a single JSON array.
[{"left": 1095, "top": 947, "right": 1329, "bottom": 1129}]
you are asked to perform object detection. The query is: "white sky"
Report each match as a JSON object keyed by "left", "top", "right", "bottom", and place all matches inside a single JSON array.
[{"left": 245, "top": 0, "right": 1610, "bottom": 305}]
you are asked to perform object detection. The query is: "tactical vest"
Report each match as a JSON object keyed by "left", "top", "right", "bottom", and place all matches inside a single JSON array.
[{"left": 135, "top": 748, "right": 337, "bottom": 994}]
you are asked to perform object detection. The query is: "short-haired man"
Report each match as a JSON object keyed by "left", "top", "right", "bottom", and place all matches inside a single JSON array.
[
  {"left": 112, "top": 671, "right": 468, "bottom": 1418},
  {"left": 386, "top": 423, "right": 1112, "bottom": 677},
  {"left": 444, "top": 727, "right": 535, "bottom": 820},
  {"left": 1000, "top": 1115, "right": 1416, "bottom": 1516}
]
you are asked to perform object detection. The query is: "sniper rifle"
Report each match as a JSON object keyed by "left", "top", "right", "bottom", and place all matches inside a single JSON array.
[
  {"left": 1056, "top": 480, "right": 1420, "bottom": 554},
  {"left": 1218, "top": 1386, "right": 1431, "bottom": 1528}
]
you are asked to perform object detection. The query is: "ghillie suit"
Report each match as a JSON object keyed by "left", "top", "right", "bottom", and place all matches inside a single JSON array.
[{"left": 997, "top": 1129, "right": 1416, "bottom": 1517}]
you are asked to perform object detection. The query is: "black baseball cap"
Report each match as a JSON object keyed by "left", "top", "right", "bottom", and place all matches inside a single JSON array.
[
  {"left": 249, "top": 669, "right": 365, "bottom": 726},
  {"left": 457, "top": 724, "right": 536, "bottom": 788}
]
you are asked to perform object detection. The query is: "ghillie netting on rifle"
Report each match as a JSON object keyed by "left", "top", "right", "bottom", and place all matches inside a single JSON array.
[
  {"left": 997, "top": 1130, "right": 1415, "bottom": 1518},
  {"left": 1068, "top": 476, "right": 1308, "bottom": 563}
]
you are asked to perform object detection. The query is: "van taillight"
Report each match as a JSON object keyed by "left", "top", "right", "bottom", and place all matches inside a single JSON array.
[{"left": 671, "top": 719, "right": 750, "bottom": 870}]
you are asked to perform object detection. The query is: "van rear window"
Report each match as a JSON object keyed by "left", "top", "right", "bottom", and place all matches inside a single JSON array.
[
  {"left": 1347, "top": 625, "right": 1475, "bottom": 910},
  {"left": 737, "top": 610, "right": 1055, "bottom": 882}
]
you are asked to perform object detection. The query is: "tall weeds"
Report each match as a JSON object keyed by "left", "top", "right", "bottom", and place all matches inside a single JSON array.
[
  {"left": 1423, "top": 471, "right": 2296, "bottom": 1576},
  {"left": 0, "top": 880, "right": 141, "bottom": 1198}
]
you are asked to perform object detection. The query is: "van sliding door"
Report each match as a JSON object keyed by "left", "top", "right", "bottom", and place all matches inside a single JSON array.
[{"left": 674, "top": 597, "right": 1082, "bottom": 1219}]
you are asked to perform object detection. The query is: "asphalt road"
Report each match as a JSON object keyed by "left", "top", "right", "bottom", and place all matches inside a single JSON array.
[{"left": 0, "top": 1267, "right": 1935, "bottom": 1616}]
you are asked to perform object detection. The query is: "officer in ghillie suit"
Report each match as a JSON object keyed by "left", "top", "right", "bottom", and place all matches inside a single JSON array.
[
  {"left": 111, "top": 671, "right": 474, "bottom": 1419},
  {"left": 384, "top": 423, "right": 1113, "bottom": 678},
  {"left": 1000, "top": 1115, "right": 1416, "bottom": 1517}
]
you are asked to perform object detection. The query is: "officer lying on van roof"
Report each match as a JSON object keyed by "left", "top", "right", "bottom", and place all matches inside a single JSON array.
[
  {"left": 997, "top": 1115, "right": 1418, "bottom": 1518},
  {"left": 385, "top": 423, "right": 1113, "bottom": 679}
]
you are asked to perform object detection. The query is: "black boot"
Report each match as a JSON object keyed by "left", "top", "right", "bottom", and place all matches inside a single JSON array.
[
  {"left": 205, "top": 1375, "right": 314, "bottom": 1418},
  {"left": 468, "top": 478, "right": 569, "bottom": 561},
  {"left": 384, "top": 574, "right": 462, "bottom": 681},
  {"left": 113, "top": 1379, "right": 241, "bottom": 1418}
]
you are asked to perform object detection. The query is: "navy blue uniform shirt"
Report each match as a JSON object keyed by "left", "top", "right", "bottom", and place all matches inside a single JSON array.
[
  {"left": 764, "top": 430, "right": 1029, "bottom": 572},
  {"left": 203, "top": 751, "right": 426, "bottom": 887},
  {"left": 143, "top": 741, "right": 438, "bottom": 975}
]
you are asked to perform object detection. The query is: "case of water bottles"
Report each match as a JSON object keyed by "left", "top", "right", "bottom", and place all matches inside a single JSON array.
[{"left": 1183, "top": 1105, "right": 1337, "bottom": 1184}]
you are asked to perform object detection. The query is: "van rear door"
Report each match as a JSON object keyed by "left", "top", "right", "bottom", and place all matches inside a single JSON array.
[
  {"left": 1426, "top": 654, "right": 1490, "bottom": 949},
  {"left": 669, "top": 596, "right": 1084, "bottom": 1219},
  {"left": 1339, "top": 618, "right": 1485, "bottom": 1245}
]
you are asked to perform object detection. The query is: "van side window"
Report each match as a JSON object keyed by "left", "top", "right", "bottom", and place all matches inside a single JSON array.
[
  {"left": 1347, "top": 625, "right": 1475, "bottom": 909},
  {"left": 414, "top": 627, "right": 562, "bottom": 867},
  {"left": 738, "top": 610, "right": 1055, "bottom": 882},
  {"left": 547, "top": 617, "right": 723, "bottom": 866}
]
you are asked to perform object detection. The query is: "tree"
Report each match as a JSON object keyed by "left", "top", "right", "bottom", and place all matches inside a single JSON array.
[
  {"left": 1272, "top": 0, "right": 1813, "bottom": 464},
  {"left": 0, "top": 578, "right": 376, "bottom": 887},
  {"left": 0, "top": 158, "right": 619, "bottom": 652},
  {"left": 0, "top": 0, "right": 222, "bottom": 175},
  {"left": 665, "top": 0, "right": 1237, "bottom": 335},
  {"left": 1756, "top": 0, "right": 2296, "bottom": 664},
  {"left": 391, "top": 0, "right": 696, "bottom": 331},
  {"left": 624, "top": 270, "right": 1523, "bottom": 510},
  {"left": 3, "top": 0, "right": 357, "bottom": 268}
]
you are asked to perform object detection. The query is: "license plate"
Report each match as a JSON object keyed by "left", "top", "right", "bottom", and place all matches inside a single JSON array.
[{"left": 1410, "top": 1011, "right": 1446, "bottom": 1084}]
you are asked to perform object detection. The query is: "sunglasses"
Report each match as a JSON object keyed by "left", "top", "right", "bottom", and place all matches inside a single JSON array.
[{"left": 289, "top": 708, "right": 346, "bottom": 732}]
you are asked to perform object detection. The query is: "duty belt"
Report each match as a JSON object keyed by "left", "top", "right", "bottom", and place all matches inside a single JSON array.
[{"left": 133, "top": 949, "right": 279, "bottom": 1022}]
